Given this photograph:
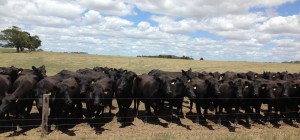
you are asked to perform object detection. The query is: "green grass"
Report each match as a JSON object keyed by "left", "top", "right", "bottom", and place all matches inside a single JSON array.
[{"left": 0, "top": 47, "right": 17, "bottom": 53}]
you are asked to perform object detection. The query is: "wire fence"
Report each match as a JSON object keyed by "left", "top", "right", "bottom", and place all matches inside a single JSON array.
[
  {"left": 6, "top": 97, "right": 300, "bottom": 100},
  {"left": 1, "top": 95, "right": 300, "bottom": 136}
]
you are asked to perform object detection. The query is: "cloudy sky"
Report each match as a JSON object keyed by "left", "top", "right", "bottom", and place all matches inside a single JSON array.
[{"left": 0, "top": 0, "right": 300, "bottom": 62}]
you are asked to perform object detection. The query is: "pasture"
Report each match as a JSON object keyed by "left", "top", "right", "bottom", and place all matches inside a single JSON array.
[{"left": 1, "top": 48, "right": 300, "bottom": 139}]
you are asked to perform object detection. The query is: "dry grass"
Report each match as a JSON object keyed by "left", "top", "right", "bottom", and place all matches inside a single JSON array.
[
  {"left": 1, "top": 48, "right": 300, "bottom": 139},
  {"left": 0, "top": 49, "right": 299, "bottom": 76}
]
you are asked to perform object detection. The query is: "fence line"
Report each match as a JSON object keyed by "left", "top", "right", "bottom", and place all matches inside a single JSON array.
[{"left": 7, "top": 97, "right": 300, "bottom": 100}]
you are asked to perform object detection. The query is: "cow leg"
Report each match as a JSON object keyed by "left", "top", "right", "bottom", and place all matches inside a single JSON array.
[
  {"left": 195, "top": 103, "right": 202, "bottom": 123},
  {"left": 108, "top": 99, "right": 112, "bottom": 116},
  {"left": 267, "top": 104, "right": 272, "bottom": 123},
  {"left": 245, "top": 106, "right": 252, "bottom": 125},
  {"left": 234, "top": 105, "right": 239, "bottom": 126},
  {"left": 135, "top": 99, "right": 140, "bottom": 116},
  {"left": 253, "top": 103, "right": 261, "bottom": 122},
  {"left": 189, "top": 100, "right": 193, "bottom": 114},
  {"left": 144, "top": 103, "right": 151, "bottom": 123},
  {"left": 217, "top": 105, "right": 222, "bottom": 125},
  {"left": 169, "top": 103, "right": 173, "bottom": 122}
]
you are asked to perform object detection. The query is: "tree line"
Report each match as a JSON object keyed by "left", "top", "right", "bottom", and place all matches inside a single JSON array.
[
  {"left": 137, "top": 54, "right": 194, "bottom": 60},
  {"left": 0, "top": 26, "right": 41, "bottom": 52}
]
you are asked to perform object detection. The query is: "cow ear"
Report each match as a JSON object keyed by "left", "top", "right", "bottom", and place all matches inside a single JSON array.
[
  {"left": 229, "top": 81, "right": 234, "bottom": 86},
  {"left": 40, "top": 65, "right": 45, "bottom": 70},
  {"left": 181, "top": 69, "right": 187, "bottom": 75},
  {"left": 32, "top": 66, "right": 38, "bottom": 71}
]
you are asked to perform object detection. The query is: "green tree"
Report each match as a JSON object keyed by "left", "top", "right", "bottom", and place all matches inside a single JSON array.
[{"left": 0, "top": 26, "right": 41, "bottom": 52}]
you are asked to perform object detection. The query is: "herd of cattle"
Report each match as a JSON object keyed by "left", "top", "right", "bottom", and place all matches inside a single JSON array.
[{"left": 0, "top": 65, "right": 300, "bottom": 129}]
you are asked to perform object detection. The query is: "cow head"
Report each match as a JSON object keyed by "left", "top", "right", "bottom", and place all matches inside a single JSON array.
[
  {"left": 75, "top": 76, "right": 93, "bottom": 95},
  {"left": 116, "top": 71, "right": 136, "bottom": 96},
  {"left": 54, "top": 83, "right": 74, "bottom": 105},
  {"left": 35, "top": 80, "right": 48, "bottom": 110},
  {"left": 179, "top": 69, "right": 196, "bottom": 99},
  {"left": 32, "top": 65, "right": 47, "bottom": 79},
  {"left": 205, "top": 77, "right": 221, "bottom": 96},
  {"left": 252, "top": 80, "right": 261, "bottom": 97},
  {"left": 0, "top": 94, "right": 16, "bottom": 115},
  {"left": 154, "top": 75, "right": 173, "bottom": 98},
  {"left": 275, "top": 81, "right": 290, "bottom": 98},
  {"left": 90, "top": 78, "right": 113, "bottom": 107},
  {"left": 234, "top": 79, "right": 244, "bottom": 98}
]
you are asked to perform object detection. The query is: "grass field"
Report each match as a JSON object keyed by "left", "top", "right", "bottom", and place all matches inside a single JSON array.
[
  {"left": 1, "top": 48, "right": 300, "bottom": 140},
  {"left": 0, "top": 48, "right": 299, "bottom": 76}
]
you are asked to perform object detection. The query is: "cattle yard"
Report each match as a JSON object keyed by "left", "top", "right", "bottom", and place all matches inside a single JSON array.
[{"left": 1, "top": 49, "right": 300, "bottom": 139}]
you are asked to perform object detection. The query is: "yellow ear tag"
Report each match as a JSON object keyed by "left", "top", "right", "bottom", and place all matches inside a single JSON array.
[
  {"left": 294, "top": 86, "right": 297, "bottom": 89},
  {"left": 188, "top": 79, "right": 191, "bottom": 83},
  {"left": 219, "top": 76, "right": 223, "bottom": 80},
  {"left": 261, "top": 87, "right": 265, "bottom": 89},
  {"left": 245, "top": 86, "right": 248, "bottom": 88},
  {"left": 48, "top": 92, "right": 52, "bottom": 95},
  {"left": 18, "top": 71, "right": 22, "bottom": 74},
  {"left": 272, "top": 75, "right": 275, "bottom": 78},
  {"left": 104, "top": 91, "right": 108, "bottom": 95},
  {"left": 193, "top": 86, "right": 197, "bottom": 90},
  {"left": 171, "top": 82, "right": 175, "bottom": 85},
  {"left": 91, "top": 81, "right": 95, "bottom": 84},
  {"left": 254, "top": 75, "right": 258, "bottom": 78},
  {"left": 273, "top": 88, "right": 276, "bottom": 91}
]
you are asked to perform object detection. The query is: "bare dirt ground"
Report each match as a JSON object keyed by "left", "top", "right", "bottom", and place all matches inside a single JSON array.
[{"left": 1, "top": 99, "right": 300, "bottom": 140}]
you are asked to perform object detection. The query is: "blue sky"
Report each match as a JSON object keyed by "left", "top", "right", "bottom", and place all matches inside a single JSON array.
[{"left": 0, "top": 0, "right": 300, "bottom": 62}]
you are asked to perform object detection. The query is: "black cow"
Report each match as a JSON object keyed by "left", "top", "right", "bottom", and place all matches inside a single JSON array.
[
  {"left": 86, "top": 77, "right": 114, "bottom": 120},
  {"left": 263, "top": 72, "right": 279, "bottom": 80},
  {"left": 282, "top": 80, "right": 300, "bottom": 124},
  {"left": 214, "top": 80, "right": 237, "bottom": 124},
  {"left": 0, "top": 65, "right": 46, "bottom": 118},
  {"left": 76, "top": 68, "right": 108, "bottom": 95},
  {"left": 51, "top": 77, "right": 80, "bottom": 127},
  {"left": 133, "top": 74, "right": 172, "bottom": 122},
  {"left": 189, "top": 77, "right": 221, "bottom": 123},
  {"left": 148, "top": 69, "right": 196, "bottom": 119},
  {"left": 35, "top": 70, "right": 78, "bottom": 111},
  {"left": 251, "top": 79, "right": 276, "bottom": 122},
  {"left": 246, "top": 71, "right": 260, "bottom": 80},
  {"left": 233, "top": 79, "right": 256, "bottom": 125},
  {"left": 115, "top": 71, "right": 136, "bottom": 122},
  {"left": 219, "top": 71, "right": 238, "bottom": 81}
]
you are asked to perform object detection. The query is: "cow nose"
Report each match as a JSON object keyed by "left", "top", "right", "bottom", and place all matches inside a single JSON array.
[
  {"left": 66, "top": 100, "right": 72, "bottom": 105},
  {"left": 237, "top": 94, "right": 243, "bottom": 98},
  {"left": 94, "top": 101, "right": 100, "bottom": 106}
]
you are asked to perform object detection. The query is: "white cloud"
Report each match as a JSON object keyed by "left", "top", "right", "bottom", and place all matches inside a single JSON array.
[
  {"left": 0, "top": 0, "right": 300, "bottom": 62},
  {"left": 127, "top": 0, "right": 296, "bottom": 18},
  {"left": 258, "top": 14, "right": 300, "bottom": 34},
  {"left": 80, "top": 0, "right": 135, "bottom": 16}
]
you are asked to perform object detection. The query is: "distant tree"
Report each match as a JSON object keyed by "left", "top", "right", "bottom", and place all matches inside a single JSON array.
[
  {"left": 200, "top": 57, "right": 204, "bottom": 60},
  {"left": 0, "top": 26, "right": 41, "bottom": 52}
]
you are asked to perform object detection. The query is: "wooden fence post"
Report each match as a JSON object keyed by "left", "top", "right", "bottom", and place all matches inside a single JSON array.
[{"left": 41, "top": 93, "right": 50, "bottom": 137}]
